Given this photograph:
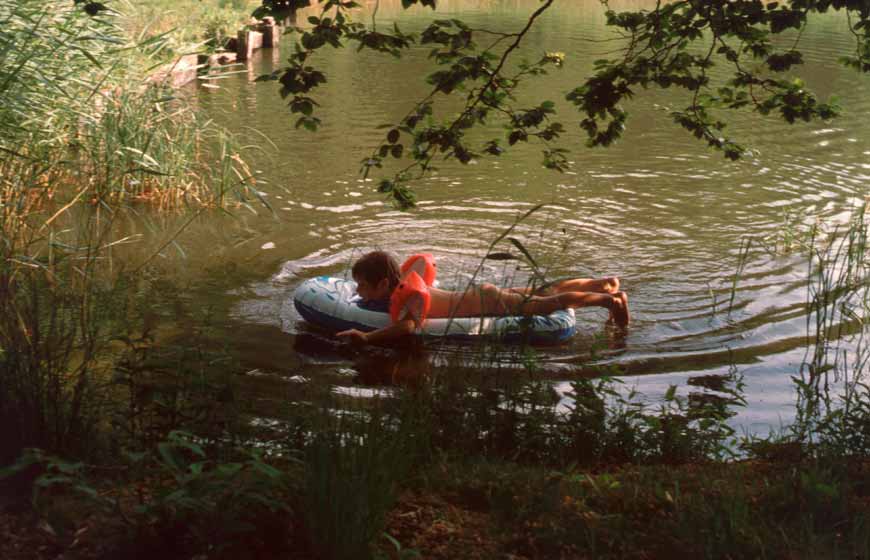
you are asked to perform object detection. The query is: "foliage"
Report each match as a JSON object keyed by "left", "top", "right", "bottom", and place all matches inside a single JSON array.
[
  {"left": 253, "top": 0, "right": 316, "bottom": 21},
  {"left": 402, "top": 363, "right": 744, "bottom": 468},
  {"left": 7, "top": 210, "right": 870, "bottom": 556},
  {"left": 120, "top": 0, "right": 257, "bottom": 58},
  {"left": 1, "top": 1, "right": 134, "bottom": 458},
  {"left": 219, "top": 0, "right": 250, "bottom": 10},
  {"left": 202, "top": 9, "right": 242, "bottom": 51},
  {"left": 417, "top": 458, "right": 870, "bottom": 559},
  {"left": 568, "top": 0, "right": 859, "bottom": 159},
  {"left": 255, "top": 0, "right": 870, "bottom": 206},
  {"left": 0, "top": 244, "right": 121, "bottom": 464},
  {"left": 256, "top": 0, "right": 564, "bottom": 207},
  {"left": 0, "top": 0, "right": 262, "bottom": 465},
  {"left": 303, "top": 400, "right": 425, "bottom": 560},
  {"left": 4, "top": 433, "right": 298, "bottom": 558},
  {"left": 121, "top": 431, "right": 295, "bottom": 555},
  {"left": 0, "top": 0, "right": 118, "bottom": 151},
  {"left": 0, "top": 0, "right": 260, "bottom": 206}
]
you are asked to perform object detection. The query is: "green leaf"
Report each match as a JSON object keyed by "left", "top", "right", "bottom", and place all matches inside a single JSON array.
[
  {"left": 253, "top": 461, "right": 282, "bottom": 478},
  {"left": 506, "top": 237, "right": 541, "bottom": 274},
  {"left": 485, "top": 252, "right": 517, "bottom": 261},
  {"left": 36, "top": 476, "right": 72, "bottom": 487},
  {"left": 217, "top": 463, "right": 244, "bottom": 477},
  {"left": 53, "top": 460, "right": 84, "bottom": 474},
  {"left": 123, "top": 451, "right": 148, "bottom": 464},
  {"left": 158, "top": 443, "right": 181, "bottom": 472},
  {"left": 0, "top": 452, "right": 42, "bottom": 480},
  {"left": 75, "top": 484, "right": 99, "bottom": 499}
]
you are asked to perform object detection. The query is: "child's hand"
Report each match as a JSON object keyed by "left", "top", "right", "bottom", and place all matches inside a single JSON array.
[{"left": 336, "top": 329, "right": 368, "bottom": 345}]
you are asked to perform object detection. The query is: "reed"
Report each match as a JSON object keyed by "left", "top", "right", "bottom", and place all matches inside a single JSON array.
[
  {"left": 789, "top": 206, "right": 870, "bottom": 454},
  {"left": 0, "top": 0, "right": 263, "bottom": 464}
]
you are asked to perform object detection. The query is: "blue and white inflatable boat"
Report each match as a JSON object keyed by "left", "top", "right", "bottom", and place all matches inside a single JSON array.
[{"left": 293, "top": 276, "right": 576, "bottom": 344}]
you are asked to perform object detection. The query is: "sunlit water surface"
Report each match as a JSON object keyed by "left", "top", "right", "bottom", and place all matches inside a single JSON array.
[{"left": 168, "top": 0, "right": 870, "bottom": 435}]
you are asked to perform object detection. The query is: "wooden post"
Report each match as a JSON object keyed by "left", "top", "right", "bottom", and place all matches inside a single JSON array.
[
  {"left": 237, "top": 30, "right": 263, "bottom": 61},
  {"left": 260, "top": 19, "right": 280, "bottom": 49}
]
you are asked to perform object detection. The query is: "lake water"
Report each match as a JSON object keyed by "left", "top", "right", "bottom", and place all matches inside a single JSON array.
[{"left": 181, "top": 0, "right": 870, "bottom": 434}]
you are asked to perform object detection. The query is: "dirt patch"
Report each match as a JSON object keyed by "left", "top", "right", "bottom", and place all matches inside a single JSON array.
[{"left": 382, "top": 491, "right": 508, "bottom": 559}]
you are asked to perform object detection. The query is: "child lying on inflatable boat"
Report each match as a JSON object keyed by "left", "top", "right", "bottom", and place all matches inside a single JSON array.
[{"left": 336, "top": 251, "right": 630, "bottom": 345}]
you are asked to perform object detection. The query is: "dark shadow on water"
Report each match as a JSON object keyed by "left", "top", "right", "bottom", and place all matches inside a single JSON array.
[{"left": 293, "top": 330, "right": 430, "bottom": 386}]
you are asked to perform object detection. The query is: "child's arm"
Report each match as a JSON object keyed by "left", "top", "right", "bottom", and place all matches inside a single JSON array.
[{"left": 336, "top": 317, "right": 416, "bottom": 345}]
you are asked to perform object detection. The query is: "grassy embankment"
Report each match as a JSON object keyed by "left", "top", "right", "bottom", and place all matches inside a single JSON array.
[
  {"left": 3, "top": 1, "right": 870, "bottom": 559},
  {"left": 122, "top": 0, "right": 260, "bottom": 54}
]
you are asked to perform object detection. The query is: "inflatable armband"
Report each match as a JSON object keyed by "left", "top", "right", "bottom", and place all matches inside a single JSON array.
[
  {"left": 401, "top": 253, "right": 437, "bottom": 287},
  {"left": 390, "top": 271, "right": 431, "bottom": 327}
]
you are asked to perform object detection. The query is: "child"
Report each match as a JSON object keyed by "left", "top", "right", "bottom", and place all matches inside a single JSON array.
[{"left": 336, "top": 250, "right": 629, "bottom": 345}]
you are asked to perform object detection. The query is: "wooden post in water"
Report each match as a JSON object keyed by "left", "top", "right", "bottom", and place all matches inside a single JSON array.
[
  {"left": 237, "top": 29, "right": 264, "bottom": 61},
  {"left": 259, "top": 17, "right": 280, "bottom": 49}
]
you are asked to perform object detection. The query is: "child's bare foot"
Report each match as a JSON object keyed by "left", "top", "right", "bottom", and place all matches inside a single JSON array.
[
  {"left": 602, "top": 277, "right": 620, "bottom": 294},
  {"left": 607, "top": 291, "right": 630, "bottom": 327}
]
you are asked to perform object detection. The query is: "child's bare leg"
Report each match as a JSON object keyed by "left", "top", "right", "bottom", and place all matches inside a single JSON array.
[
  {"left": 488, "top": 289, "right": 630, "bottom": 328},
  {"left": 508, "top": 277, "right": 620, "bottom": 296},
  {"left": 552, "top": 277, "right": 620, "bottom": 295},
  {"left": 444, "top": 285, "right": 630, "bottom": 327}
]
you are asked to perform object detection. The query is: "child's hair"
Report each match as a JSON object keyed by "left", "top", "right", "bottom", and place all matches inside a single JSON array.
[{"left": 352, "top": 251, "right": 401, "bottom": 291}]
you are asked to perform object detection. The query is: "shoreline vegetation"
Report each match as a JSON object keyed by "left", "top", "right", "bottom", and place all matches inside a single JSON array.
[{"left": 2, "top": 1, "right": 870, "bottom": 558}]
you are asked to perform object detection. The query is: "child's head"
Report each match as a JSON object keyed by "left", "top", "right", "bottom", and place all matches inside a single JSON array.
[{"left": 352, "top": 251, "right": 400, "bottom": 300}]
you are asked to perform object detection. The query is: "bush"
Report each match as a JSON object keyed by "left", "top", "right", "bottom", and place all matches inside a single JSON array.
[
  {"left": 5, "top": 433, "right": 298, "bottom": 558},
  {"left": 202, "top": 10, "right": 240, "bottom": 52}
]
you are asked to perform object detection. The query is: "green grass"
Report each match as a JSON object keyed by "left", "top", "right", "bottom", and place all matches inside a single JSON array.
[
  {"left": 404, "top": 456, "right": 870, "bottom": 559},
  {"left": 122, "top": 0, "right": 260, "bottom": 55}
]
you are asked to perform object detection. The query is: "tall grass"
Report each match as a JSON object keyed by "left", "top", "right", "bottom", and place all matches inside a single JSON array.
[
  {"left": 789, "top": 206, "right": 870, "bottom": 455},
  {"left": 0, "top": 0, "right": 262, "bottom": 464},
  {"left": 303, "top": 400, "right": 425, "bottom": 560}
]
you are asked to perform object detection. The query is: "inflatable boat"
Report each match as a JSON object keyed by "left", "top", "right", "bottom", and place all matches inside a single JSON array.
[{"left": 293, "top": 276, "right": 576, "bottom": 344}]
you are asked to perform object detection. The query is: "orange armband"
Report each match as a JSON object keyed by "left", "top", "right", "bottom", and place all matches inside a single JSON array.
[
  {"left": 389, "top": 271, "right": 431, "bottom": 326},
  {"left": 401, "top": 253, "right": 437, "bottom": 287}
]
